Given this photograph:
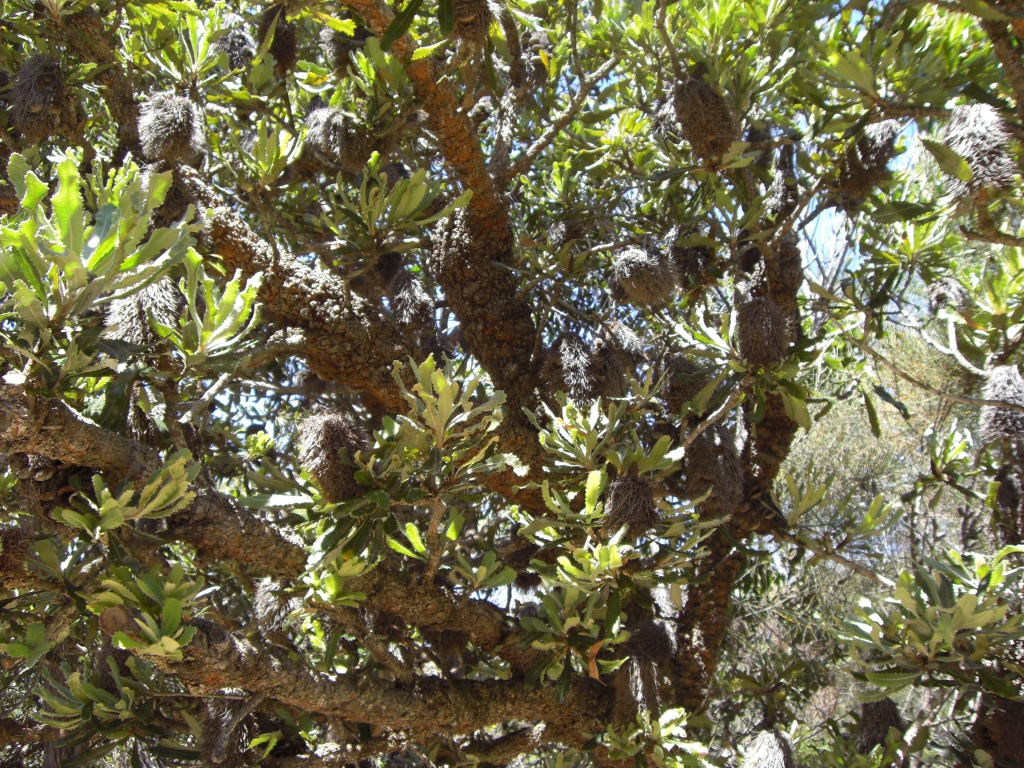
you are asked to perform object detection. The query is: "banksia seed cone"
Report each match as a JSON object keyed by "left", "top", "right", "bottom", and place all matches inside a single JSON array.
[
  {"left": 927, "top": 276, "right": 967, "bottom": 313},
  {"left": 857, "top": 698, "right": 905, "bottom": 754},
  {"left": 613, "top": 658, "right": 660, "bottom": 726},
  {"left": 451, "top": 0, "right": 494, "bottom": 50},
  {"left": 979, "top": 366, "right": 1024, "bottom": 446},
  {"left": 10, "top": 54, "right": 69, "bottom": 142},
  {"left": 200, "top": 697, "right": 255, "bottom": 768},
  {"left": 305, "top": 104, "right": 374, "bottom": 176},
  {"left": 388, "top": 269, "right": 435, "bottom": 326},
  {"left": 613, "top": 246, "right": 676, "bottom": 307},
  {"left": 605, "top": 475, "right": 659, "bottom": 538},
  {"left": 608, "top": 321, "right": 644, "bottom": 360},
  {"left": 548, "top": 219, "right": 589, "bottom": 250},
  {"left": 541, "top": 334, "right": 594, "bottom": 403},
  {"left": 319, "top": 25, "right": 366, "bottom": 72},
  {"left": 144, "top": 165, "right": 196, "bottom": 229},
  {"left": 673, "top": 71, "right": 738, "bottom": 162},
  {"left": 216, "top": 15, "right": 256, "bottom": 70},
  {"left": 139, "top": 92, "right": 206, "bottom": 164},
  {"left": 663, "top": 355, "right": 712, "bottom": 414},
  {"left": 0, "top": 527, "right": 29, "bottom": 578},
  {"left": 105, "top": 278, "right": 184, "bottom": 346},
  {"left": 742, "top": 730, "right": 796, "bottom": 768},
  {"left": 298, "top": 410, "right": 366, "bottom": 503},
  {"left": 942, "top": 104, "right": 1016, "bottom": 199},
  {"left": 995, "top": 465, "right": 1022, "bottom": 519},
  {"left": 682, "top": 421, "right": 743, "bottom": 510},
  {"left": 767, "top": 144, "right": 798, "bottom": 221},
  {"left": 591, "top": 341, "right": 629, "bottom": 399},
  {"left": 739, "top": 246, "right": 762, "bottom": 274},
  {"left": 521, "top": 29, "right": 552, "bottom": 86},
  {"left": 837, "top": 120, "right": 900, "bottom": 206},
  {"left": 373, "top": 251, "right": 404, "bottom": 286},
  {"left": 737, "top": 296, "right": 789, "bottom": 368},
  {"left": 667, "top": 225, "right": 713, "bottom": 288},
  {"left": 624, "top": 620, "right": 676, "bottom": 666},
  {"left": 256, "top": 6, "right": 298, "bottom": 75}
]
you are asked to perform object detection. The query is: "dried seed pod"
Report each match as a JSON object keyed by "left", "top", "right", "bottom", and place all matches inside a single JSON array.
[
  {"left": 373, "top": 251, "right": 404, "bottom": 286},
  {"left": 857, "top": 698, "right": 905, "bottom": 754},
  {"left": 663, "top": 355, "right": 712, "bottom": 414},
  {"left": 451, "top": 0, "right": 494, "bottom": 51},
  {"left": 504, "top": 541, "right": 543, "bottom": 590},
  {"left": 979, "top": 366, "right": 1024, "bottom": 446},
  {"left": 200, "top": 696, "right": 258, "bottom": 768},
  {"left": 298, "top": 410, "right": 366, "bottom": 503},
  {"left": 736, "top": 296, "right": 789, "bottom": 368},
  {"left": 304, "top": 104, "right": 374, "bottom": 176},
  {"left": 216, "top": 14, "right": 256, "bottom": 70},
  {"left": 139, "top": 92, "right": 206, "bottom": 164},
  {"left": 381, "top": 161, "right": 411, "bottom": 188},
  {"left": 623, "top": 620, "right": 676, "bottom": 666},
  {"left": 319, "top": 25, "right": 366, "bottom": 72},
  {"left": 10, "top": 54, "right": 70, "bottom": 142},
  {"left": 612, "top": 657, "right": 660, "bottom": 726},
  {"left": 521, "top": 29, "right": 552, "bottom": 86},
  {"left": 613, "top": 246, "right": 677, "bottom": 307},
  {"left": 369, "top": 610, "right": 408, "bottom": 640},
  {"left": 995, "top": 465, "right": 1022, "bottom": 518},
  {"left": 105, "top": 278, "right": 184, "bottom": 346},
  {"left": 0, "top": 527, "right": 30, "bottom": 578},
  {"left": 837, "top": 120, "right": 900, "bottom": 207},
  {"left": 927, "top": 276, "right": 968, "bottom": 313},
  {"left": 548, "top": 219, "right": 589, "bottom": 250},
  {"left": 673, "top": 69, "right": 738, "bottom": 162},
  {"left": 388, "top": 269, "right": 435, "bottom": 326},
  {"left": 591, "top": 340, "right": 629, "bottom": 399},
  {"left": 742, "top": 730, "right": 796, "bottom": 768},
  {"left": 942, "top": 104, "right": 1016, "bottom": 199},
  {"left": 607, "top": 321, "right": 644, "bottom": 360},
  {"left": 667, "top": 225, "right": 714, "bottom": 288},
  {"left": 682, "top": 421, "right": 743, "bottom": 510},
  {"left": 605, "top": 475, "right": 659, "bottom": 538},
  {"left": 143, "top": 164, "right": 198, "bottom": 229},
  {"left": 541, "top": 334, "right": 594, "bottom": 403},
  {"left": 256, "top": 5, "right": 298, "bottom": 75},
  {"left": 739, "top": 245, "right": 762, "bottom": 274},
  {"left": 767, "top": 144, "right": 798, "bottom": 221}
]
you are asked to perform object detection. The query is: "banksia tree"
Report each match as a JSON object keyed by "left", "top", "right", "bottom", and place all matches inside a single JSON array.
[
  {"left": 941, "top": 103, "right": 1016, "bottom": 200},
  {"left": 673, "top": 66, "right": 738, "bottom": 162},
  {"left": 139, "top": 91, "right": 206, "bottom": 164},
  {"left": 613, "top": 246, "right": 677, "bottom": 306},
  {"left": 10, "top": 54, "right": 70, "bottom": 142},
  {"left": 297, "top": 410, "right": 365, "bottom": 503},
  {"left": 856, "top": 698, "right": 905, "bottom": 754},
  {"left": 736, "top": 296, "right": 790, "bottom": 368},
  {"left": 4, "top": 1, "right": 1024, "bottom": 766}
]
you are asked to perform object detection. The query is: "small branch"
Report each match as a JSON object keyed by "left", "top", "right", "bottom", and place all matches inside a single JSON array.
[
  {"left": 657, "top": 0, "right": 685, "bottom": 82},
  {"left": 424, "top": 496, "right": 448, "bottom": 581},
  {"left": 775, "top": 531, "right": 893, "bottom": 586},
  {"left": 847, "top": 333, "right": 1024, "bottom": 413},
  {"left": 502, "top": 57, "right": 620, "bottom": 185},
  {"left": 981, "top": 20, "right": 1024, "bottom": 126},
  {"left": 960, "top": 225, "right": 1024, "bottom": 248},
  {"left": 681, "top": 384, "right": 750, "bottom": 450}
]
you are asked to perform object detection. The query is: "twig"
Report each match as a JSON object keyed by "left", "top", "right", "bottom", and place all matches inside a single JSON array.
[
  {"left": 181, "top": 372, "right": 233, "bottom": 424},
  {"left": 846, "top": 333, "right": 1024, "bottom": 413},
  {"left": 657, "top": 0, "right": 685, "bottom": 82},
  {"left": 960, "top": 225, "right": 1024, "bottom": 248},
  {"left": 774, "top": 530, "right": 893, "bottom": 586},
  {"left": 681, "top": 384, "right": 749, "bottom": 450},
  {"left": 424, "top": 496, "right": 448, "bottom": 581}
]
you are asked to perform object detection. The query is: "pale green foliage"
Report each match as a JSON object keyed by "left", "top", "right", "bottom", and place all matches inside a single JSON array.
[{"left": 604, "top": 707, "right": 712, "bottom": 767}]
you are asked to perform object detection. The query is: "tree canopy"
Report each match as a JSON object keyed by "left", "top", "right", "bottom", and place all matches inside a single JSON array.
[{"left": 1, "top": 0, "right": 1023, "bottom": 766}]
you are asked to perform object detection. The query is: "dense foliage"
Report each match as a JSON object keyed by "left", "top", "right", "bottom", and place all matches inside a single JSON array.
[{"left": 1, "top": 0, "right": 1023, "bottom": 766}]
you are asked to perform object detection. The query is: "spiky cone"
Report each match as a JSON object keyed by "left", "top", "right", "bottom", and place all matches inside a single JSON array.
[
  {"left": 388, "top": 269, "right": 435, "bottom": 326},
  {"left": 105, "top": 278, "right": 184, "bottom": 347},
  {"left": 737, "top": 296, "right": 790, "bottom": 369},
  {"left": 298, "top": 410, "right": 366, "bottom": 503},
  {"left": 590, "top": 340, "right": 630, "bottom": 399},
  {"left": 304, "top": 104, "right": 375, "bottom": 177},
  {"left": 673, "top": 73, "right": 738, "bottom": 162},
  {"left": 857, "top": 698, "right": 905, "bottom": 754},
  {"left": 927, "top": 276, "right": 968, "bottom": 313},
  {"left": 503, "top": 541, "right": 542, "bottom": 590},
  {"left": 607, "top": 321, "right": 644, "bottom": 361},
  {"left": 980, "top": 366, "right": 1024, "bottom": 447},
  {"left": 200, "top": 697, "right": 256, "bottom": 768},
  {"left": 143, "top": 164, "right": 198, "bottom": 229},
  {"left": 941, "top": 104, "right": 1016, "bottom": 200},
  {"left": 319, "top": 25, "right": 366, "bottom": 73},
  {"left": 836, "top": 120, "right": 900, "bottom": 208},
  {"left": 766, "top": 144, "right": 798, "bottom": 221},
  {"left": 521, "top": 29, "right": 552, "bottom": 86},
  {"left": 612, "top": 657, "right": 660, "bottom": 727},
  {"left": 663, "top": 354, "right": 712, "bottom": 415},
  {"left": 613, "top": 246, "right": 677, "bottom": 307},
  {"left": 0, "top": 527, "right": 30, "bottom": 581},
  {"left": 667, "top": 226, "right": 714, "bottom": 289},
  {"left": 742, "top": 730, "right": 796, "bottom": 768},
  {"left": 256, "top": 5, "right": 298, "bottom": 76},
  {"left": 451, "top": 0, "right": 495, "bottom": 51},
  {"left": 10, "top": 54, "right": 72, "bottom": 143},
  {"left": 139, "top": 91, "right": 206, "bottom": 164},
  {"left": 540, "top": 333, "right": 595, "bottom": 403},
  {"left": 623, "top": 620, "right": 676, "bottom": 666},
  {"left": 605, "top": 475, "right": 660, "bottom": 538},
  {"left": 681, "top": 421, "right": 743, "bottom": 511},
  {"left": 215, "top": 15, "right": 257, "bottom": 70},
  {"left": 548, "top": 219, "right": 590, "bottom": 250}
]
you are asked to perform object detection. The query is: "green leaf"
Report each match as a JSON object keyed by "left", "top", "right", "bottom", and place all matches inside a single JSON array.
[
  {"left": 53, "top": 157, "right": 85, "bottom": 256},
  {"left": 412, "top": 39, "right": 449, "bottom": 60},
  {"left": 437, "top": 0, "right": 454, "bottom": 35},
  {"left": 865, "top": 670, "right": 921, "bottom": 688},
  {"left": 380, "top": 0, "right": 423, "bottom": 51},
  {"left": 405, "top": 522, "right": 426, "bottom": 554},
  {"left": 921, "top": 138, "right": 973, "bottom": 183},
  {"left": 831, "top": 50, "right": 877, "bottom": 95},
  {"left": 863, "top": 390, "right": 881, "bottom": 438}
]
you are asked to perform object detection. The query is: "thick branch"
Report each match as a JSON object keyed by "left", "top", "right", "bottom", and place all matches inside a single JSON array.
[{"left": 981, "top": 20, "right": 1024, "bottom": 126}]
